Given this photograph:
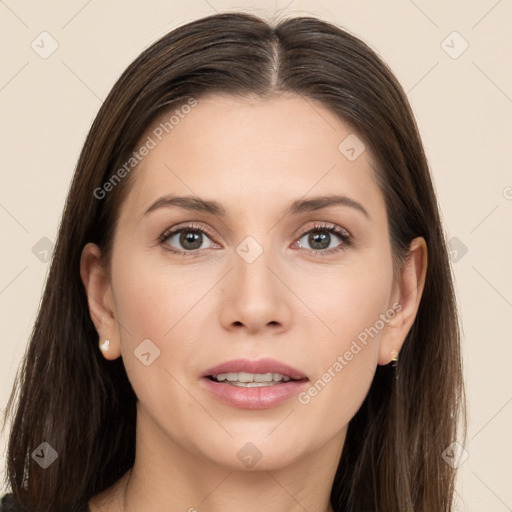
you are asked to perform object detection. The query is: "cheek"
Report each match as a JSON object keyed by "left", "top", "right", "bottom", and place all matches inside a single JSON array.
[
  {"left": 108, "top": 252, "right": 214, "bottom": 433},
  {"left": 296, "top": 256, "right": 393, "bottom": 348},
  {"left": 294, "top": 259, "right": 393, "bottom": 419},
  {"left": 110, "top": 249, "right": 206, "bottom": 340},
  {"left": 329, "top": 270, "right": 392, "bottom": 346},
  {"left": 108, "top": 250, "right": 207, "bottom": 389}
]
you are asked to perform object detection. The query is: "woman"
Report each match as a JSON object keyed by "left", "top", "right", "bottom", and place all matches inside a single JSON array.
[{"left": 1, "top": 11, "right": 465, "bottom": 512}]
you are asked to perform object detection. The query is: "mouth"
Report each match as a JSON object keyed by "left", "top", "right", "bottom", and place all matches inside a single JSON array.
[
  {"left": 200, "top": 360, "right": 310, "bottom": 409},
  {"left": 206, "top": 372, "right": 308, "bottom": 387},
  {"left": 202, "top": 357, "right": 308, "bottom": 384}
]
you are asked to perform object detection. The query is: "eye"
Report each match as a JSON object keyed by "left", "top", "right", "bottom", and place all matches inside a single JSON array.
[
  {"left": 295, "top": 223, "right": 352, "bottom": 255},
  {"left": 159, "top": 221, "right": 352, "bottom": 257},
  {"left": 160, "top": 223, "right": 218, "bottom": 255}
]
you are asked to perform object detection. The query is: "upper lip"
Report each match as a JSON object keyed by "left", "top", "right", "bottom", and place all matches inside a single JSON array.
[{"left": 202, "top": 358, "right": 308, "bottom": 380}]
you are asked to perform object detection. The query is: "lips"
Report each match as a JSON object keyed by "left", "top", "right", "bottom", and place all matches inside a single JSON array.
[
  {"left": 202, "top": 357, "right": 308, "bottom": 381},
  {"left": 200, "top": 358, "right": 309, "bottom": 409}
]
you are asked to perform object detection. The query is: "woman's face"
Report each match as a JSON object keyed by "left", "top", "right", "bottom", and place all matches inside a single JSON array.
[{"left": 92, "top": 93, "right": 406, "bottom": 470}]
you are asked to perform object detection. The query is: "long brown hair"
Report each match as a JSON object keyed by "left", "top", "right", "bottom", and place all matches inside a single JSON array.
[{"left": 2, "top": 12, "right": 465, "bottom": 511}]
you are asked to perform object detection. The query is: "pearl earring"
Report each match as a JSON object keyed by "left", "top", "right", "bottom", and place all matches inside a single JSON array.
[{"left": 99, "top": 339, "right": 110, "bottom": 352}]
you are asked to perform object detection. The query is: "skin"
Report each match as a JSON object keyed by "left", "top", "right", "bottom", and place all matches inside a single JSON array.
[{"left": 81, "top": 93, "right": 427, "bottom": 512}]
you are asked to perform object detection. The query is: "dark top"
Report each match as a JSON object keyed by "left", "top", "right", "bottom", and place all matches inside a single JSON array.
[{"left": 1, "top": 493, "right": 89, "bottom": 512}]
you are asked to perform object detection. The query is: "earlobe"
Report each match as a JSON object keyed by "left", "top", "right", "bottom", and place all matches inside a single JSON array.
[
  {"left": 378, "top": 237, "right": 428, "bottom": 365},
  {"left": 80, "top": 243, "right": 122, "bottom": 359}
]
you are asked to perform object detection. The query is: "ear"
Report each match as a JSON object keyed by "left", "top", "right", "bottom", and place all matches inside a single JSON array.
[
  {"left": 378, "top": 237, "right": 428, "bottom": 365},
  {"left": 80, "top": 243, "right": 121, "bottom": 360}
]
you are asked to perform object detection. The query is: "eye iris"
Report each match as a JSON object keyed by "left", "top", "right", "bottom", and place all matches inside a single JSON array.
[
  {"left": 180, "top": 230, "right": 203, "bottom": 250},
  {"left": 309, "top": 231, "right": 330, "bottom": 250}
]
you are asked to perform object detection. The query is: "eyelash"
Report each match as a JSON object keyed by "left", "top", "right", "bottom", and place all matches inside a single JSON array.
[{"left": 159, "top": 222, "right": 353, "bottom": 257}]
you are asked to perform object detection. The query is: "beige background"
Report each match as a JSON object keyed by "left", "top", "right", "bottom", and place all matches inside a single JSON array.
[{"left": 1, "top": 1, "right": 511, "bottom": 509}]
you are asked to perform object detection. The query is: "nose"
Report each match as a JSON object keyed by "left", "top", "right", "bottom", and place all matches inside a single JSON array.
[{"left": 219, "top": 243, "right": 292, "bottom": 335}]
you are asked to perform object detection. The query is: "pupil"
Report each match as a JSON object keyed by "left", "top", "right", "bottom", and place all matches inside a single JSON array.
[
  {"left": 180, "top": 231, "right": 202, "bottom": 250},
  {"left": 309, "top": 231, "right": 330, "bottom": 250}
]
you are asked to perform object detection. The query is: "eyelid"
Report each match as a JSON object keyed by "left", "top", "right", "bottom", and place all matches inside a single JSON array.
[
  {"left": 159, "top": 221, "right": 218, "bottom": 244},
  {"left": 294, "top": 221, "right": 351, "bottom": 240}
]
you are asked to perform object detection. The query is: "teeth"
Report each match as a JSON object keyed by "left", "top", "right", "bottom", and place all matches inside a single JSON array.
[
  {"left": 229, "top": 381, "right": 279, "bottom": 387},
  {"left": 214, "top": 372, "right": 292, "bottom": 383}
]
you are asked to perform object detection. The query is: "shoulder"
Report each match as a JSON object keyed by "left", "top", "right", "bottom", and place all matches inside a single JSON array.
[
  {"left": 0, "top": 494, "right": 24, "bottom": 512},
  {"left": 1, "top": 493, "right": 89, "bottom": 512}
]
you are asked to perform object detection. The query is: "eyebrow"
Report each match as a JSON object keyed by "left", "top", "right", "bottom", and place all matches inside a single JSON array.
[{"left": 143, "top": 194, "right": 369, "bottom": 219}]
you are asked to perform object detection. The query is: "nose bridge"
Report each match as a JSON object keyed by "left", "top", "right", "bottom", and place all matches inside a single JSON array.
[
  {"left": 219, "top": 232, "right": 291, "bottom": 332},
  {"left": 233, "top": 234, "right": 276, "bottom": 294}
]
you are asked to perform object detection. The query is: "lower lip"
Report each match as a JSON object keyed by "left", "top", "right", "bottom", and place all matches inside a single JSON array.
[{"left": 201, "top": 377, "right": 309, "bottom": 409}]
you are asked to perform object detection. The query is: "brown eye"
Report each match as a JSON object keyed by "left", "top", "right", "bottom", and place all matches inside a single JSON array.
[
  {"left": 296, "top": 225, "right": 351, "bottom": 254},
  {"left": 161, "top": 227, "right": 215, "bottom": 253},
  {"left": 303, "top": 231, "right": 332, "bottom": 250},
  {"left": 177, "top": 231, "right": 204, "bottom": 250}
]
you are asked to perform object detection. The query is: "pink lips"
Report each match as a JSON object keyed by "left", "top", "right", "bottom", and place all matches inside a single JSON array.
[{"left": 200, "top": 358, "right": 309, "bottom": 410}]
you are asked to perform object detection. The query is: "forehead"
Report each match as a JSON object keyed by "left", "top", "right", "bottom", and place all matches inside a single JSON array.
[{"left": 119, "top": 93, "right": 385, "bottom": 221}]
